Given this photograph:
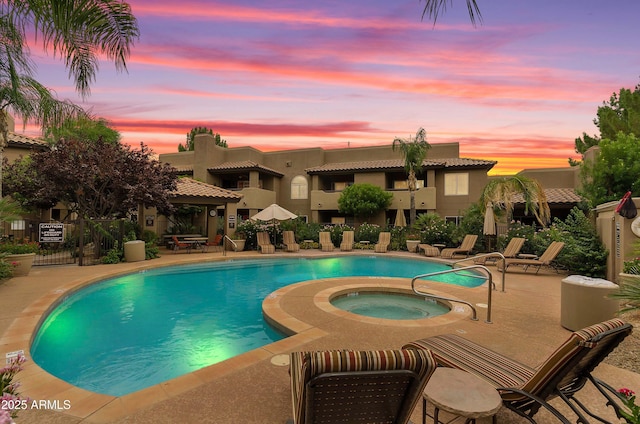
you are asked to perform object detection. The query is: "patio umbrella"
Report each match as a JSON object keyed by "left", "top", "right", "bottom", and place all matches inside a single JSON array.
[
  {"left": 251, "top": 204, "right": 298, "bottom": 244},
  {"left": 483, "top": 203, "right": 496, "bottom": 252},
  {"left": 394, "top": 208, "right": 407, "bottom": 227},
  {"left": 483, "top": 203, "right": 496, "bottom": 236}
]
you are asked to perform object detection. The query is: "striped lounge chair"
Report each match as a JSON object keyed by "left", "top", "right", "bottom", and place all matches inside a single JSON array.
[
  {"left": 340, "top": 230, "right": 354, "bottom": 251},
  {"left": 374, "top": 231, "right": 391, "bottom": 253},
  {"left": 288, "top": 349, "right": 436, "bottom": 424},
  {"left": 257, "top": 231, "right": 275, "bottom": 254},
  {"left": 473, "top": 237, "right": 525, "bottom": 265},
  {"left": 497, "top": 241, "right": 565, "bottom": 274},
  {"left": 319, "top": 231, "right": 334, "bottom": 252},
  {"left": 283, "top": 231, "right": 300, "bottom": 252},
  {"left": 418, "top": 243, "right": 441, "bottom": 257},
  {"left": 404, "top": 319, "right": 633, "bottom": 423},
  {"left": 440, "top": 234, "right": 477, "bottom": 259}
]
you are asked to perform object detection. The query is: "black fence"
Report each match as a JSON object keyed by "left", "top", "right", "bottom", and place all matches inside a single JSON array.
[{"left": 2, "top": 219, "right": 125, "bottom": 266}]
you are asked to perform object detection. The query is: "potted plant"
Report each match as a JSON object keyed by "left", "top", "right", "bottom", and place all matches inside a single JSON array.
[
  {"left": 0, "top": 240, "right": 40, "bottom": 277},
  {"left": 405, "top": 231, "right": 421, "bottom": 253},
  {"left": 228, "top": 231, "right": 246, "bottom": 252}
]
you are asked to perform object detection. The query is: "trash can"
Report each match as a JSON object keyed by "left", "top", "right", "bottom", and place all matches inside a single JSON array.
[
  {"left": 124, "top": 240, "right": 146, "bottom": 262},
  {"left": 561, "top": 275, "right": 619, "bottom": 331}
]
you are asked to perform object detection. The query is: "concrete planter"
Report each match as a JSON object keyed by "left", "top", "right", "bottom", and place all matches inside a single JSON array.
[
  {"left": 406, "top": 240, "right": 420, "bottom": 253},
  {"left": 6, "top": 253, "right": 36, "bottom": 277},
  {"left": 227, "top": 239, "right": 245, "bottom": 252}
]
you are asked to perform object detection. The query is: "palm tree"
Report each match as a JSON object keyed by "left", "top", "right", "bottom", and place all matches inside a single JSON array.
[
  {"left": 392, "top": 128, "right": 431, "bottom": 226},
  {"left": 0, "top": 0, "right": 140, "bottom": 193},
  {"left": 421, "top": 0, "right": 482, "bottom": 26},
  {"left": 479, "top": 175, "right": 551, "bottom": 227}
]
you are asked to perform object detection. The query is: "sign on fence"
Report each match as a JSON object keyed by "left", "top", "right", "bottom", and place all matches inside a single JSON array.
[{"left": 39, "top": 223, "right": 65, "bottom": 243}]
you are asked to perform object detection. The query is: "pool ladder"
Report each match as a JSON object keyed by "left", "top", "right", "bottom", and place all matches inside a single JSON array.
[
  {"left": 411, "top": 258, "right": 502, "bottom": 324},
  {"left": 222, "top": 235, "right": 237, "bottom": 257}
]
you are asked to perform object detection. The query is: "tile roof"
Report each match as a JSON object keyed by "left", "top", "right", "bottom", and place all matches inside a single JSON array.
[
  {"left": 7, "top": 132, "right": 48, "bottom": 149},
  {"left": 305, "top": 158, "right": 496, "bottom": 174},
  {"left": 207, "top": 160, "right": 284, "bottom": 177},
  {"left": 513, "top": 188, "right": 583, "bottom": 205},
  {"left": 172, "top": 165, "right": 194, "bottom": 174},
  {"left": 172, "top": 177, "right": 242, "bottom": 201}
]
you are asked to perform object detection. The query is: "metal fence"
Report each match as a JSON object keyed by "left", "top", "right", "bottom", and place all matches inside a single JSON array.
[{"left": 2, "top": 219, "right": 124, "bottom": 266}]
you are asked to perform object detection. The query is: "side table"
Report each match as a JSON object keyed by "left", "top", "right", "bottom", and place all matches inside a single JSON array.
[{"left": 423, "top": 367, "right": 502, "bottom": 424}]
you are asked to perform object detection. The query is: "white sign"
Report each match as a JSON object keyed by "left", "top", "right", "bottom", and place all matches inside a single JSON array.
[
  {"left": 6, "top": 349, "right": 24, "bottom": 364},
  {"left": 39, "top": 223, "right": 65, "bottom": 243}
]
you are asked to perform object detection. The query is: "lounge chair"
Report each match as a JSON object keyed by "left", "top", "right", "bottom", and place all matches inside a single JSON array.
[
  {"left": 340, "top": 230, "right": 354, "bottom": 251},
  {"left": 474, "top": 237, "right": 525, "bottom": 265},
  {"left": 288, "top": 348, "right": 436, "bottom": 424},
  {"left": 374, "top": 231, "right": 391, "bottom": 253},
  {"left": 171, "top": 235, "right": 192, "bottom": 253},
  {"left": 319, "top": 231, "right": 334, "bottom": 252},
  {"left": 283, "top": 231, "right": 300, "bottom": 252},
  {"left": 440, "top": 234, "right": 477, "bottom": 258},
  {"left": 257, "top": 231, "right": 275, "bottom": 254},
  {"left": 203, "top": 234, "right": 223, "bottom": 252},
  {"left": 404, "top": 318, "right": 632, "bottom": 423},
  {"left": 418, "top": 243, "right": 441, "bottom": 257},
  {"left": 497, "top": 241, "right": 565, "bottom": 274}
]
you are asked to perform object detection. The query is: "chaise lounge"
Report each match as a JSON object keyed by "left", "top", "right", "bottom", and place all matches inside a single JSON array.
[
  {"left": 440, "top": 234, "right": 477, "bottom": 259},
  {"left": 283, "top": 231, "right": 300, "bottom": 252},
  {"left": 319, "top": 231, "right": 334, "bottom": 252},
  {"left": 497, "top": 241, "right": 565, "bottom": 274},
  {"left": 474, "top": 236, "right": 525, "bottom": 265},
  {"left": 374, "top": 231, "right": 391, "bottom": 253},
  {"left": 287, "top": 348, "right": 436, "bottom": 424},
  {"left": 340, "top": 230, "right": 354, "bottom": 251},
  {"left": 404, "top": 318, "right": 632, "bottom": 423},
  {"left": 257, "top": 231, "right": 276, "bottom": 254}
]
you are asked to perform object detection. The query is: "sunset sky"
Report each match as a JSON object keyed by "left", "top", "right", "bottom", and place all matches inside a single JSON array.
[{"left": 21, "top": 0, "right": 640, "bottom": 174}]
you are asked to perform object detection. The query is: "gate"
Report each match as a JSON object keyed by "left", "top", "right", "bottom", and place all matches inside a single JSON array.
[{"left": 2, "top": 219, "right": 125, "bottom": 266}]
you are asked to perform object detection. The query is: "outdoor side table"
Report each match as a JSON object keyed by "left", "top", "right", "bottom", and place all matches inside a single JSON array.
[{"left": 423, "top": 367, "right": 502, "bottom": 424}]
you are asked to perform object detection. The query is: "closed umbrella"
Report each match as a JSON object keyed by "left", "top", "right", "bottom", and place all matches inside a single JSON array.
[
  {"left": 483, "top": 203, "right": 496, "bottom": 252},
  {"left": 394, "top": 209, "right": 407, "bottom": 227}
]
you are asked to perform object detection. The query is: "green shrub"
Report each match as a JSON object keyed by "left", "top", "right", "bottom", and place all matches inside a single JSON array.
[
  {"left": 414, "top": 213, "right": 453, "bottom": 245},
  {"left": 355, "top": 223, "right": 382, "bottom": 243},
  {"left": 0, "top": 259, "right": 14, "bottom": 279},
  {"left": 497, "top": 222, "right": 537, "bottom": 254},
  {"left": 532, "top": 207, "right": 607, "bottom": 277},
  {"left": 101, "top": 241, "right": 123, "bottom": 264}
]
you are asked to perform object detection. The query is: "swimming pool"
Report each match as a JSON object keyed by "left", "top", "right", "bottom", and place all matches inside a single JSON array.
[{"left": 31, "top": 256, "right": 484, "bottom": 396}]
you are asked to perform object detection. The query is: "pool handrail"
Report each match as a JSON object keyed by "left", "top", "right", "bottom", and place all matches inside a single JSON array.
[
  {"left": 223, "top": 235, "right": 237, "bottom": 256},
  {"left": 411, "top": 264, "right": 494, "bottom": 323},
  {"left": 451, "top": 252, "right": 507, "bottom": 292}
]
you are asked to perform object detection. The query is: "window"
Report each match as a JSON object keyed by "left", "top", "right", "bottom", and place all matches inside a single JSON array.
[
  {"left": 393, "top": 180, "right": 424, "bottom": 189},
  {"left": 444, "top": 173, "right": 469, "bottom": 196},
  {"left": 291, "top": 175, "right": 308, "bottom": 199},
  {"left": 333, "top": 181, "right": 353, "bottom": 191}
]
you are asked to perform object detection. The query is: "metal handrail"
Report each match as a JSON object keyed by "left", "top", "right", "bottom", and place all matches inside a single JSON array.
[
  {"left": 452, "top": 252, "right": 507, "bottom": 292},
  {"left": 411, "top": 264, "right": 494, "bottom": 323},
  {"left": 223, "top": 235, "right": 237, "bottom": 257}
]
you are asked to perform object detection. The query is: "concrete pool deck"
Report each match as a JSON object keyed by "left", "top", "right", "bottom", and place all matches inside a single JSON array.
[{"left": 1, "top": 248, "right": 639, "bottom": 423}]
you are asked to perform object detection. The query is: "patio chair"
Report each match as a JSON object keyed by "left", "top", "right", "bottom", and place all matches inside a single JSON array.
[
  {"left": 319, "top": 232, "right": 334, "bottom": 252},
  {"left": 474, "top": 237, "right": 525, "bottom": 265},
  {"left": 440, "top": 234, "right": 477, "bottom": 258},
  {"left": 283, "top": 231, "right": 300, "bottom": 252},
  {"left": 171, "top": 235, "right": 192, "bottom": 253},
  {"left": 288, "top": 348, "right": 436, "bottom": 424},
  {"left": 418, "top": 243, "right": 441, "bottom": 257},
  {"left": 340, "top": 230, "right": 354, "bottom": 251},
  {"left": 497, "top": 241, "right": 565, "bottom": 274},
  {"left": 257, "top": 231, "right": 276, "bottom": 254},
  {"left": 374, "top": 231, "right": 391, "bottom": 253},
  {"left": 404, "top": 318, "right": 633, "bottom": 423},
  {"left": 203, "top": 234, "right": 223, "bottom": 253}
]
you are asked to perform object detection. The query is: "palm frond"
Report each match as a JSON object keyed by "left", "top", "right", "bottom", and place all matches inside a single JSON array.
[{"left": 420, "top": 0, "right": 483, "bottom": 26}]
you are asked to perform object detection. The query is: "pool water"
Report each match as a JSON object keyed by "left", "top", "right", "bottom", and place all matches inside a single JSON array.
[
  {"left": 332, "top": 292, "right": 451, "bottom": 319},
  {"left": 31, "top": 256, "right": 484, "bottom": 396}
]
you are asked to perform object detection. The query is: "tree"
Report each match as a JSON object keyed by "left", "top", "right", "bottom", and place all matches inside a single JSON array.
[
  {"left": 44, "top": 116, "right": 121, "bottom": 145},
  {"left": 392, "top": 127, "right": 431, "bottom": 226},
  {"left": 479, "top": 175, "right": 550, "bottom": 226},
  {"left": 579, "top": 132, "right": 640, "bottom": 206},
  {"left": 571, "top": 83, "right": 640, "bottom": 165},
  {"left": 421, "top": 0, "right": 482, "bottom": 26},
  {"left": 3, "top": 137, "right": 177, "bottom": 219},
  {"left": 337, "top": 183, "right": 392, "bottom": 222},
  {"left": 178, "top": 127, "right": 228, "bottom": 151},
  {"left": 0, "top": 0, "right": 139, "bottom": 191}
]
